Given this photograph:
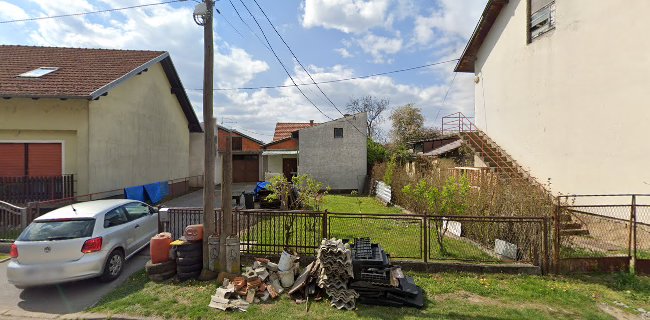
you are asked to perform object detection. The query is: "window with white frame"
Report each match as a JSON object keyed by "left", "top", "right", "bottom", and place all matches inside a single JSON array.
[{"left": 529, "top": 0, "right": 556, "bottom": 41}]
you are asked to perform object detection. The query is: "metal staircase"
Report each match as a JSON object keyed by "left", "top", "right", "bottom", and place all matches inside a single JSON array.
[{"left": 441, "top": 112, "right": 588, "bottom": 235}]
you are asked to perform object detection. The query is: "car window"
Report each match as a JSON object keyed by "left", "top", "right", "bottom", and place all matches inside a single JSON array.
[
  {"left": 123, "top": 202, "right": 150, "bottom": 221},
  {"left": 18, "top": 219, "right": 95, "bottom": 241},
  {"left": 104, "top": 207, "right": 129, "bottom": 228}
]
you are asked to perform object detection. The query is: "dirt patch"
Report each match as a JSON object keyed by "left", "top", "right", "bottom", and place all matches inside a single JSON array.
[
  {"left": 598, "top": 303, "right": 644, "bottom": 320},
  {"left": 434, "top": 291, "right": 576, "bottom": 317}
]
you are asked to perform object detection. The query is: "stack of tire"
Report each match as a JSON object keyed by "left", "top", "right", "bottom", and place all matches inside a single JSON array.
[
  {"left": 146, "top": 232, "right": 176, "bottom": 282},
  {"left": 175, "top": 224, "right": 204, "bottom": 281}
]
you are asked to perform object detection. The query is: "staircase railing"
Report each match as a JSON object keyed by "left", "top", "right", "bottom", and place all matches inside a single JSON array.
[{"left": 441, "top": 112, "right": 544, "bottom": 188}]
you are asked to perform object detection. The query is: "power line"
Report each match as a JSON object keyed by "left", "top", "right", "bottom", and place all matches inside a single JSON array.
[
  {"left": 251, "top": 0, "right": 364, "bottom": 136},
  {"left": 236, "top": 0, "right": 333, "bottom": 120},
  {"left": 188, "top": 59, "right": 459, "bottom": 91},
  {"left": 434, "top": 72, "right": 458, "bottom": 123},
  {"left": 0, "top": 0, "right": 187, "bottom": 24},
  {"left": 216, "top": 8, "right": 245, "bottom": 38},
  {"left": 228, "top": 0, "right": 273, "bottom": 52}
]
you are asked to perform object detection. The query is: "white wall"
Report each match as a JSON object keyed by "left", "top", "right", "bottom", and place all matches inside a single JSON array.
[{"left": 473, "top": 0, "right": 650, "bottom": 195}]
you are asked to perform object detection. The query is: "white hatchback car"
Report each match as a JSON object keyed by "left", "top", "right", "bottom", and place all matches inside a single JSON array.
[{"left": 7, "top": 199, "right": 158, "bottom": 287}]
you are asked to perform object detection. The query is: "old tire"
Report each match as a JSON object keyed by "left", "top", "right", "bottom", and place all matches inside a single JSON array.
[
  {"left": 145, "top": 259, "right": 176, "bottom": 275},
  {"left": 177, "top": 270, "right": 201, "bottom": 281},
  {"left": 176, "top": 249, "right": 202, "bottom": 259},
  {"left": 177, "top": 262, "right": 203, "bottom": 273},
  {"left": 175, "top": 242, "right": 202, "bottom": 253},
  {"left": 176, "top": 255, "right": 202, "bottom": 266},
  {"left": 149, "top": 269, "right": 176, "bottom": 282},
  {"left": 100, "top": 249, "right": 124, "bottom": 282}
]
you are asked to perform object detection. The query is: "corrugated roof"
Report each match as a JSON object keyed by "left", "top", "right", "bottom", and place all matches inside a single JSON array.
[
  {"left": 272, "top": 122, "right": 319, "bottom": 141},
  {"left": 422, "top": 140, "right": 463, "bottom": 157}
]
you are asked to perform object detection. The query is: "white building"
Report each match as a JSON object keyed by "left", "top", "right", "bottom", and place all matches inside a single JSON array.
[{"left": 456, "top": 0, "right": 650, "bottom": 195}]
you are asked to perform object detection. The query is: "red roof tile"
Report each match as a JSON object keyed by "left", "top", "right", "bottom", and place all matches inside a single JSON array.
[
  {"left": 273, "top": 122, "right": 319, "bottom": 141},
  {"left": 0, "top": 45, "right": 166, "bottom": 98}
]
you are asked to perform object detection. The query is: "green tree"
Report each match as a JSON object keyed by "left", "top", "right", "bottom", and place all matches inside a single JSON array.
[{"left": 389, "top": 103, "right": 441, "bottom": 145}]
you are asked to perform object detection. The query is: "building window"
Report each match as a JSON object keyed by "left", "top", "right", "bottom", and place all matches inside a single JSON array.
[
  {"left": 232, "top": 136, "right": 243, "bottom": 151},
  {"left": 334, "top": 128, "right": 343, "bottom": 139},
  {"left": 529, "top": 0, "right": 555, "bottom": 42}
]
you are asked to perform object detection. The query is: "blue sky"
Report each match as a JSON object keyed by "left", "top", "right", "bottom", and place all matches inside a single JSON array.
[{"left": 0, "top": 0, "right": 487, "bottom": 142}]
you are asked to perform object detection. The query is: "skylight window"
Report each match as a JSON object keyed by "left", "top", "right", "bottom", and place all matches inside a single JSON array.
[{"left": 18, "top": 67, "right": 59, "bottom": 78}]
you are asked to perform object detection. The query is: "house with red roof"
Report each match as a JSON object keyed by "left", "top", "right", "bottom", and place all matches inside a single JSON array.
[
  {"left": 262, "top": 113, "right": 367, "bottom": 191},
  {"left": 0, "top": 45, "right": 201, "bottom": 201}
]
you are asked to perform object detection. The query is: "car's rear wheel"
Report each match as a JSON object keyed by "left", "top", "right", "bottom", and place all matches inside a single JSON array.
[{"left": 100, "top": 249, "right": 124, "bottom": 282}]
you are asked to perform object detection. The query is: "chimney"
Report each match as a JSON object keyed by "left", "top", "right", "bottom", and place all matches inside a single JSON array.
[{"left": 310, "top": 120, "right": 314, "bottom": 126}]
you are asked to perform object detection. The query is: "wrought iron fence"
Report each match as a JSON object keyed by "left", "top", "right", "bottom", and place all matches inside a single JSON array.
[{"left": 555, "top": 194, "right": 650, "bottom": 274}]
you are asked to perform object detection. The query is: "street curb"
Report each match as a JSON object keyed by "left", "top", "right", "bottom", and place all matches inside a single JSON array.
[{"left": 0, "top": 309, "right": 156, "bottom": 320}]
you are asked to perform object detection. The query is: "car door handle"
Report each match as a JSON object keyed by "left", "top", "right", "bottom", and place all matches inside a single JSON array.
[{"left": 135, "top": 224, "right": 140, "bottom": 229}]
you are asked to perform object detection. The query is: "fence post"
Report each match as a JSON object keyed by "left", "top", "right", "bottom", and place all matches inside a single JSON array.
[
  {"left": 322, "top": 210, "right": 328, "bottom": 240},
  {"left": 553, "top": 201, "right": 560, "bottom": 274},
  {"left": 423, "top": 215, "right": 428, "bottom": 263},
  {"left": 629, "top": 195, "right": 637, "bottom": 274},
  {"left": 541, "top": 217, "right": 549, "bottom": 275},
  {"left": 20, "top": 206, "right": 28, "bottom": 229}
]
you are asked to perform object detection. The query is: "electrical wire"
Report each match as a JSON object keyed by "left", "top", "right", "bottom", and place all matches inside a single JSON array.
[
  {"left": 236, "top": 0, "right": 334, "bottom": 120},
  {"left": 216, "top": 8, "right": 245, "bottom": 38},
  {"left": 251, "top": 0, "right": 365, "bottom": 136},
  {"left": 0, "top": 0, "right": 188, "bottom": 24},
  {"left": 434, "top": 72, "right": 458, "bottom": 123},
  {"left": 229, "top": 0, "right": 273, "bottom": 52},
  {"left": 188, "top": 59, "right": 459, "bottom": 91}
]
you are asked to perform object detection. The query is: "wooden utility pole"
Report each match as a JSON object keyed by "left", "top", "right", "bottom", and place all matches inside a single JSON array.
[{"left": 200, "top": 0, "right": 216, "bottom": 272}]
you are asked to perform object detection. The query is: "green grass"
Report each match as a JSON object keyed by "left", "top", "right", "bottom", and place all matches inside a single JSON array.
[
  {"left": 0, "top": 253, "right": 8, "bottom": 260},
  {"left": 241, "top": 196, "right": 495, "bottom": 261},
  {"left": 321, "top": 195, "right": 403, "bottom": 214},
  {"left": 90, "top": 270, "right": 650, "bottom": 320}
]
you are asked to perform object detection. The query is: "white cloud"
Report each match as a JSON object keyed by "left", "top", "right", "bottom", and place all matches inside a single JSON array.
[
  {"left": 302, "top": 0, "right": 391, "bottom": 34},
  {"left": 334, "top": 47, "right": 353, "bottom": 58},
  {"left": 356, "top": 33, "right": 403, "bottom": 64},
  {"left": 0, "top": 1, "right": 28, "bottom": 21},
  {"left": 413, "top": 0, "right": 487, "bottom": 45}
]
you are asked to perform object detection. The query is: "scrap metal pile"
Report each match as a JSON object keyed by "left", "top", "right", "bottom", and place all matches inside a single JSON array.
[{"left": 207, "top": 237, "right": 423, "bottom": 312}]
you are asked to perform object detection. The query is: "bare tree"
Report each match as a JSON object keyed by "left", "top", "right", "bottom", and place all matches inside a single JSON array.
[{"left": 346, "top": 96, "right": 389, "bottom": 140}]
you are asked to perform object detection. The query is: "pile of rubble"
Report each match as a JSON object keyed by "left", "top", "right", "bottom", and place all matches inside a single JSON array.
[
  {"left": 207, "top": 237, "right": 424, "bottom": 313},
  {"left": 208, "top": 253, "right": 301, "bottom": 311}
]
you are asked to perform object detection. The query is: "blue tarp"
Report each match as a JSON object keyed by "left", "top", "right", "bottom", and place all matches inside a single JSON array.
[
  {"left": 144, "top": 181, "right": 169, "bottom": 205},
  {"left": 254, "top": 181, "right": 270, "bottom": 197},
  {"left": 124, "top": 185, "right": 146, "bottom": 202}
]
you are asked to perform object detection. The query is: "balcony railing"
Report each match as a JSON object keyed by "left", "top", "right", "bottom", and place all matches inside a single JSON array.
[{"left": 0, "top": 175, "right": 74, "bottom": 204}]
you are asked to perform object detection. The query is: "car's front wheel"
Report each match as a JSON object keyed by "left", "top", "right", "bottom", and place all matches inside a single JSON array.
[{"left": 100, "top": 249, "right": 124, "bottom": 282}]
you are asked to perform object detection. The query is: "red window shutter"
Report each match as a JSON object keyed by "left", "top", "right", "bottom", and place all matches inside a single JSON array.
[
  {"left": 0, "top": 143, "right": 26, "bottom": 176},
  {"left": 27, "top": 143, "right": 62, "bottom": 177}
]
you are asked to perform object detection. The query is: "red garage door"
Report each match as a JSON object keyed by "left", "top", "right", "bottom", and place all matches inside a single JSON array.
[{"left": 0, "top": 143, "right": 62, "bottom": 177}]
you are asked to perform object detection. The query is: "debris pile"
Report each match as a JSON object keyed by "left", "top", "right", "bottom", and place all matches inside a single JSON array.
[
  {"left": 208, "top": 255, "right": 298, "bottom": 311},
  {"left": 316, "top": 238, "right": 358, "bottom": 310}
]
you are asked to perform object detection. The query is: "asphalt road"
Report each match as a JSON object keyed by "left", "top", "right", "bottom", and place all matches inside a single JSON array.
[{"left": 0, "top": 248, "right": 149, "bottom": 315}]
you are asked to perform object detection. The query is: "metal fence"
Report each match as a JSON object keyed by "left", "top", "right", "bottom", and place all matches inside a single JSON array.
[
  {"left": 0, "top": 175, "right": 74, "bottom": 204},
  {"left": 0, "top": 175, "right": 204, "bottom": 240},
  {"left": 555, "top": 194, "right": 650, "bottom": 274},
  {"left": 163, "top": 208, "right": 549, "bottom": 271}
]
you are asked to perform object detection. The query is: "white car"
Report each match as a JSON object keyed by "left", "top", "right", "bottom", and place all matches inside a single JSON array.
[{"left": 7, "top": 199, "right": 158, "bottom": 287}]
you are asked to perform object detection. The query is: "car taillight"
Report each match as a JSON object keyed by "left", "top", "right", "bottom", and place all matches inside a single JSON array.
[
  {"left": 10, "top": 243, "right": 18, "bottom": 259},
  {"left": 81, "top": 237, "right": 102, "bottom": 253}
]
